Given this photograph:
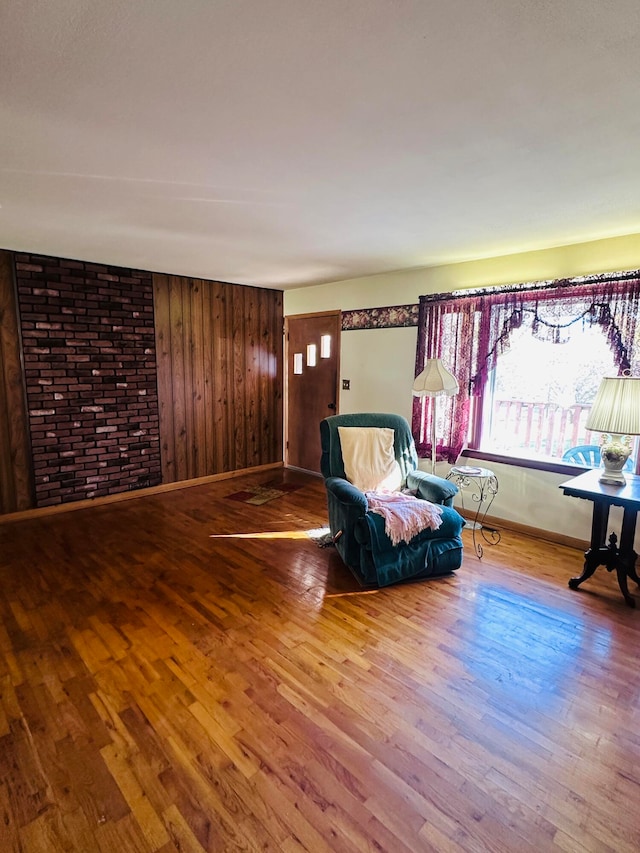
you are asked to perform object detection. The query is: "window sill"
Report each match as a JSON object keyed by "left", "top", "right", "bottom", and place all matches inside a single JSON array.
[{"left": 461, "top": 448, "right": 592, "bottom": 477}]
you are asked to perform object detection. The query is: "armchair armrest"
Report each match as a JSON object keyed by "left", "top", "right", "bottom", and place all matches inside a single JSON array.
[
  {"left": 406, "top": 470, "right": 458, "bottom": 506},
  {"left": 324, "top": 477, "right": 370, "bottom": 571},
  {"left": 324, "top": 477, "right": 368, "bottom": 512}
]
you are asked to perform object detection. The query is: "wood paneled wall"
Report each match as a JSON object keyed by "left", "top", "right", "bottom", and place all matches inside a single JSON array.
[
  {"left": 0, "top": 251, "right": 284, "bottom": 516},
  {"left": 0, "top": 251, "right": 34, "bottom": 513},
  {"left": 153, "top": 274, "right": 283, "bottom": 482}
]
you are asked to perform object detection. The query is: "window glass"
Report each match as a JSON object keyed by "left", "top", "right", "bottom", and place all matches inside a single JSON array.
[
  {"left": 476, "top": 323, "right": 618, "bottom": 461},
  {"left": 320, "top": 335, "right": 331, "bottom": 358},
  {"left": 307, "top": 344, "right": 317, "bottom": 367}
]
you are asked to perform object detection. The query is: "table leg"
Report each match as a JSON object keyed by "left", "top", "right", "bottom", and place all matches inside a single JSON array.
[
  {"left": 615, "top": 563, "right": 635, "bottom": 608},
  {"left": 465, "top": 474, "right": 500, "bottom": 559},
  {"left": 628, "top": 561, "right": 640, "bottom": 587},
  {"left": 616, "top": 508, "right": 638, "bottom": 607},
  {"left": 568, "top": 502, "right": 610, "bottom": 591},
  {"left": 591, "top": 500, "right": 610, "bottom": 550}
]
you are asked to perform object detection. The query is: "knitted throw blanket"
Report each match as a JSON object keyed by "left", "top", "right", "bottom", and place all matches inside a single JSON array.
[{"left": 365, "top": 492, "right": 443, "bottom": 546}]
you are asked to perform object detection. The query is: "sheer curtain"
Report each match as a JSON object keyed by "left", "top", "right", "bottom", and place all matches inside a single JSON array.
[{"left": 412, "top": 272, "right": 640, "bottom": 463}]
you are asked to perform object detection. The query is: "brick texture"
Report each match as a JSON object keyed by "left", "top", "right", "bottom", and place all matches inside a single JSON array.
[{"left": 16, "top": 254, "right": 162, "bottom": 506}]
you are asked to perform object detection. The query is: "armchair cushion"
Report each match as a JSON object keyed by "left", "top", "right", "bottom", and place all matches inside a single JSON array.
[
  {"left": 337, "top": 426, "right": 402, "bottom": 492},
  {"left": 360, "top": 505, "right": 464, "bottom": 587}
]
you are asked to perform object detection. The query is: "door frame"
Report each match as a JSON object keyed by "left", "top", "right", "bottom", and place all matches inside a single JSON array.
[{"left": 284, "top": 310, "right": 341, "bottom": 470}]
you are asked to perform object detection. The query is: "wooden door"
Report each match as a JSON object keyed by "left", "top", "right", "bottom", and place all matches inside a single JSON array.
[{"left": 285, "top": 311, "right": 341, "bottom": 473}]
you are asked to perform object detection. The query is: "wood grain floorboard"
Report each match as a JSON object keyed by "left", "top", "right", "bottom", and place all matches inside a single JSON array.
[{"left": 1, "top": 470, "right": 639, "bottom": 852}]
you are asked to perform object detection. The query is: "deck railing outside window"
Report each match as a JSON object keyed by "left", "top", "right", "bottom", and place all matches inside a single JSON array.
[{"left": 487, "top": 400, "right": 594, "bottom": 459}]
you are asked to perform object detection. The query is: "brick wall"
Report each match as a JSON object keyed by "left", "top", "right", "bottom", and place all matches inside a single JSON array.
[{"left": 15, "top": 254, "right": 162, "bottom": 506}]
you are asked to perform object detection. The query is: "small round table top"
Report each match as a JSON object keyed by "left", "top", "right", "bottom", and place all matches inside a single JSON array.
[{"left": 448, "top": 465, "right": 495, "bottom": 479}]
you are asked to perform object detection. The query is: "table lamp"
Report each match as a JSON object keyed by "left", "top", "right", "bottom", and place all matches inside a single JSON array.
[
  {"left": 412, "top": 358, "right": 459, "bottom": 474},
  {"left": 585, "top": 375, "right": 640, "bottom": 485}
]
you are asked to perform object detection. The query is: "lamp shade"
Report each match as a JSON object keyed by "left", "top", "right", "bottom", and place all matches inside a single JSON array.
[
  {"left": 412, "top": 359, "right": 459, "bottom": 397},
  {"left": 585, "top": 376, "right": 640, "bottom": 435}
]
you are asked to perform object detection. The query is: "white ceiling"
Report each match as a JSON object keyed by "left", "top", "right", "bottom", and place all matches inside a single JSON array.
[{"left": 2, "top": 1, "right": 640, "bottom": 290}]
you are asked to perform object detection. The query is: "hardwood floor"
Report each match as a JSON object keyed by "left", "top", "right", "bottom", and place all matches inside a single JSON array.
[{"left": 1, "top": 471, "right": 639, "bottom": 852}]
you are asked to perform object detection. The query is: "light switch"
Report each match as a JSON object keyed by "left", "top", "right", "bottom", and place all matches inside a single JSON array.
[{"left": 342, "top": 379, "right": 350, "bottom": 390}]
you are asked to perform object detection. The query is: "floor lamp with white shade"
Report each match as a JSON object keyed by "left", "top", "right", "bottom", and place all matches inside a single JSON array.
[{"left": 412, "top": 358, "right": 459, "bottom": 475}]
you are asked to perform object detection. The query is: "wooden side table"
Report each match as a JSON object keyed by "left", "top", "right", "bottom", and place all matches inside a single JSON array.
[{"left": 559, "top": 469, "right": 640, "bottom": 607}]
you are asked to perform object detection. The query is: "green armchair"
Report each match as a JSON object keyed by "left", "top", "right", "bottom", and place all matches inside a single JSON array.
[{"left": 320, "top": 413, "right": 465, "bottom": 587}]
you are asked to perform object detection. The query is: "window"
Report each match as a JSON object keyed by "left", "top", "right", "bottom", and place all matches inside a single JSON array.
[
  {"left": 413, "top": 271, "right": 640, "bottom": 467},
  {"left": 306, "top": 344, "right": 317, "bottom": 367},
  {"left": 477, "top": 323, "right": 618, "bottom": 460},
  {"left": 320, "top": 335, "right": 331, "bottom": 358}
]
